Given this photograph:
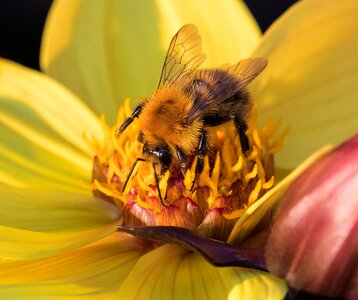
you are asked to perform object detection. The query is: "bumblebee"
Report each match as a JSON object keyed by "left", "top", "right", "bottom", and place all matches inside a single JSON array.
[{"left": 118, "top": 24, "right": 267, "bottom": 206}]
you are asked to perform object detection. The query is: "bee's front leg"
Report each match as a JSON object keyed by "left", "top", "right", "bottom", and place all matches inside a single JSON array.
[
  {"left": 117, "top": 104, "right": 143, "bottom": 134},
  {"left": 152, "top": 163, "right": 167, "bottom": 207},
  {"left": 190, "top": 129, "right": 208, "bottom": 191}
]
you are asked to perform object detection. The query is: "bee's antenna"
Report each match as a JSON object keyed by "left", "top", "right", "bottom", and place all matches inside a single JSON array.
[
  {"left": 122, "top": 157, "right": 146, "bottom": 192},
  {"left": 123, "top": 159, "right": 168, "bottom": 208},
  {"left": 152, "top": 163, "right": 167, "bottom": 207}
]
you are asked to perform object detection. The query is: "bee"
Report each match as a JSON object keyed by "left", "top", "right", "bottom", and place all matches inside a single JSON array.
[{"left": 118, "top": 24, "right": 267, "bottom": 206}]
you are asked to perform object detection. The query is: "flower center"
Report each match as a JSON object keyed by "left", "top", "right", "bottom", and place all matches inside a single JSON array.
[{"left": 86, "top": 99, "right": 288, "bottom": 242}]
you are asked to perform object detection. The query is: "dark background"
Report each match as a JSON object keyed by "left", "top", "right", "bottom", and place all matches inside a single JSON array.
[{"left": 0, "top": 0, "right": 298, "bottom": 70}]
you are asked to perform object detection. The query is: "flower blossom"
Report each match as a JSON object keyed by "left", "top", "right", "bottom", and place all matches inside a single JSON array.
[{"left": 0, "top": 0, "right": 357, "bottom": 299}]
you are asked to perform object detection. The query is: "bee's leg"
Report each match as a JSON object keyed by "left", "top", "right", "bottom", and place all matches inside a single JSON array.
[
  {"left": 152, "top": 163, "right": 167, "bottom": 207},
  {"left": 117, "top": 104, "right": 143, "bottom": 135},
  {"left": 233, "top": 115, "right": 250, "bottom": 152},
  {"left": 122, "top": 157, "right": 146, "bottom": 192},
  {"left": 176, "top": 146, "right": 188, "bottom": 176},
  {"left": 190, "top": 129, "right": 208, "bottom": 191}
]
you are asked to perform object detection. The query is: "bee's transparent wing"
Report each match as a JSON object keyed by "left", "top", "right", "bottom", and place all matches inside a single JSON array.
[
  {"left": 157, "top": 24, "right": 206, "bottom": 88},
  {"left": 224, "top": 57, "right": 267, "bottom": 90},
  {"left": 186, "top": 57, "right": 267, "bottom": 122}
]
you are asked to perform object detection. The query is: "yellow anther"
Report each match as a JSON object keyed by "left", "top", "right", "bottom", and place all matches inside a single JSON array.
[
  {"left": 247, "top": 145, "right": 258, "bottom": 161},
  {"left": 223, "top": 208, "right": 246, "bottom": 220},
  {"left": 248, "top": 179, "right": 262, "bottom": 206},
  {"left": 245, "top": 164, "right": 258, "bottom": 181},
  {"left": 108, "top": 156, "right": 126, "bottom": 181},
  {"left": 232, "top": 155, "right": 243, "bottom": 172},
  {"left": 94, "top": 180, "right": 124, "bottom": 203},
  {"left": 263, "top": 176, "right": 275, "bottom": 189}
]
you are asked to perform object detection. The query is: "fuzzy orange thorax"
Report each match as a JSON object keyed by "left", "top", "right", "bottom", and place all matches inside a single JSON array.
[{"left": 139, "top": 86, "right": 202, "bottom": 154}]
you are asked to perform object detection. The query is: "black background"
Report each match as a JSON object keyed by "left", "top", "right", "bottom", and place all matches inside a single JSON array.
[{"left": 0, "top": 0, "right": 298, "bottom": 70}]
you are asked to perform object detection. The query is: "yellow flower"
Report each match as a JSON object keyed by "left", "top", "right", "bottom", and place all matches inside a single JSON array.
[{"left": 0, "top": 0, "right": 357, "bottom": 299}]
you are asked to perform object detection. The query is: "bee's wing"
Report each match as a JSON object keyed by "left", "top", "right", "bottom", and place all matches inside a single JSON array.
[
  {"left": 224, "top": 57, "right": 268, "bottom": 89},
  {"left": 186, "top": 57, "right": 267, "bottom": 123},
  {"left": 157, "top": 24, "right": 206, "bottom": 88}
]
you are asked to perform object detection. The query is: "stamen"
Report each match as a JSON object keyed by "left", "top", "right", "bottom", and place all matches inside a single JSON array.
[
  {"left": 222, "top": 139, "right": 233, "bottom": 178},
  {"left": 263, "top": 176, "right": 275, "bottom": 189},
  {"left": 231, "top": 156, "right": 243, "bottom": 172},
  {"left": 253, "top": 129, "right": 263, "bottom": 151},
  {"left": 248, "top": 180, "right": 262, "bottom": 206},
  {"left": 223, "top": 208, "right": 246, "bottom": 220},
  {"left": 245, "top": 164, "right": 258, "bottom": 181},
  {"left": 93, "top": 180, "right": 125, "bottom": 205},
  {"left": 108, "top": 156, "right": 126, "bottom": 181}
]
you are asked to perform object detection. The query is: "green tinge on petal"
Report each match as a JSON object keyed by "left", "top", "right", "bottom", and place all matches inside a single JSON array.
[
  {"left": 0, "top": 233, "right": 142, "bottom": 299},
  {"left": 250, "top": 0, "right": 358, "bottom": 170},
  {"left": 0, "top": 59, "right": 102, "bottom": 186},
  {"left": 0, "top": 187, "right": 120, "bottom": 260},
  {"left": 0, "top": 59, "right": 103, "bottom": 153},
  {"left": 41, "top": 0, "right": 261, "bottom": 124},
  {"left": 0, "top": 123, "right": 88, "bottom": 189},
  {"left": 1, "top": 225, "right": 116, "bottom": 261},
  {"left": 117, "top": 244, "right": 287, "bottom": 300}
]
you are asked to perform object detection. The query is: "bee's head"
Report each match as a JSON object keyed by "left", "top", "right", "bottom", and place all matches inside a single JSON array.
[
  {"left": 143, "top": 144, "right": 172, "bottom": 174},
  {"left": 140, "top": 133, "right": 173, "bottom": 174}
]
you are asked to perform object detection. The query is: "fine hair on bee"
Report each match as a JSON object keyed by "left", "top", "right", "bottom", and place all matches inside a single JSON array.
[{"left": 118, "top": 24, "right": 268, "bottom": 207}]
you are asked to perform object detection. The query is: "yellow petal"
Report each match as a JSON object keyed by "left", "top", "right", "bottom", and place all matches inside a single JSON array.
[
  {"left": 41, "top": 0, "right": 261, "bottom": 124},
  {"left": 116, "top": 244, "right": 287, "bottom": 300},
  {"left": 0, "top": 59, "right": 102, "bottom": 187},
  {"left": 0, "top": 233, "right": 142, "bottom": 299},
  {"left": 0, "top": 187, "right": 120, "bottom": 260},
  {"left": 0, "top": 125, "right": 87, "bottom": 189},
  {"left": 250, "top": 0, "right": 358, "bottom": 170},
  {"left": 155, "top": 0, "right": 261, "bottom": 66}
]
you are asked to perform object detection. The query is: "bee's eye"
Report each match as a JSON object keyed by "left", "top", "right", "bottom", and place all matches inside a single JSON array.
[
  {"left": 158, "top": 148, "right": 172, "bottom": 170},
  {"left": 142, "top": 143, "right": 172, "bottom": 171}
]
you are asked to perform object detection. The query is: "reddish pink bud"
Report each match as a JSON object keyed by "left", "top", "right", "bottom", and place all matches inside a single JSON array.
[{"left": 266, "top": 134, "right": 358, "bottom": 299}]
